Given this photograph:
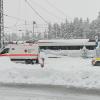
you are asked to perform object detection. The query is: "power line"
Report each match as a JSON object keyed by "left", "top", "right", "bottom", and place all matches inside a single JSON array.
[
  {"left": 44, "top": 0, "right": 72, "bottom": 20},
  {"left": 4, "top": 14, "right": 26, "bottom": 21},
  {"left": 0, "top": 12, "right": 27, "bottom": 23},
  {"left": 13, "top": 0, "right": 21, "bottom": 27},
  {"left": 1, "top": 12, "right": 32, "bottom": 22},
  {"left": 4, "top": 25, "right": 48, "bottom": 30},
  {"left": 25, "top": 0, "right": 49, "bottom": 24},
  {"left": 29, "top": 0, "right": 65, "bottom": 20},
  {"left": 4, "top": 13, "right": 38, "bottom": 25},
  {"left": 5, "top": 23, "right": 47, "bottom": 27},
  {"left": 44, "top": 0, "right": 66, "bottom": 16}
]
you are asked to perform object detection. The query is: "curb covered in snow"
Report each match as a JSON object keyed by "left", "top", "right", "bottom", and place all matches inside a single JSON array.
[{"left": 0, "top": 82, "right": 100, "bottom": 96}]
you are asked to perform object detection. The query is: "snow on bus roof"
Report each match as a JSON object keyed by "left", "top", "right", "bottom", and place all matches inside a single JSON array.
[
  {"left": 38, "top": 39, "right": 93, "bottom": 46},
  {"left": 38, "top": 39, "right": 89, "bottom": 44},
  {"left": 39, "top": 39, "right": 89, "bottom": 43}
]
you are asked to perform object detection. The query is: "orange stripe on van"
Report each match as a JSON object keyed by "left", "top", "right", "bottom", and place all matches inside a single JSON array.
[{"left": 0, "top": 54, "right": 38, "bottom": 56}]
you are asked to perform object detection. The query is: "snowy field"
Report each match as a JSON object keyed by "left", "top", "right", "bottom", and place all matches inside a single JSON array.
[{"left": 0, "top": 51, "right": 100, "bottom": 89}]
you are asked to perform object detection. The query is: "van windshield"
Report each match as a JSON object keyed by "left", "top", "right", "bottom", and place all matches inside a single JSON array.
[{"left": 0, "top": 48, "right": 9, "bottom": 54}]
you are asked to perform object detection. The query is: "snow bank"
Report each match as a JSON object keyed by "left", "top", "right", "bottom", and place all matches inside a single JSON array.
[
  {"left": 0, "top": 57, "right": 14, "bottom": 70},
  {"left": 1, "top": 56, "right": 100, "bottom": 89},
  {"left": 43, "top": 50, "right": 95, "bottom": 57}
]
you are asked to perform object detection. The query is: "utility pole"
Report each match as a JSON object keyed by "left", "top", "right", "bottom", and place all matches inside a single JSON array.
[
  {"left": 33, "top": 21, "right": 36, "bottom": 40},
  {"left": 0, "top": 0, "right": 4, "bottom": 48},
  {"left": 25, "top": 20, "right": 29, "bottom": 41}
]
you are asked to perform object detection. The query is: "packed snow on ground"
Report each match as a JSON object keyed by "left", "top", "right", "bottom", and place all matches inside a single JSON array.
[
  {"left": 0, "top": 52, "right": 100, "bottom": 89},
  {"left": 43, "top": 49, "right": 95, "bottom": 57}
]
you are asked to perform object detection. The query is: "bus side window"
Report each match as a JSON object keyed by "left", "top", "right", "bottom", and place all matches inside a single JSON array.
[{"left": 0, "top": 48, "right": 9, "bottom": 54}]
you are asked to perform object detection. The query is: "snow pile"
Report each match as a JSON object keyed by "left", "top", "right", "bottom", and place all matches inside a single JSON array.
[
  {"left": 43, "top": 50, "right": 95, "bottom": 57},
  {"left": 0, "top": 57, "right": 14, "bottom": 70},
  {"left": 1, "top": 56, "right": 100, "bottom": 89}
]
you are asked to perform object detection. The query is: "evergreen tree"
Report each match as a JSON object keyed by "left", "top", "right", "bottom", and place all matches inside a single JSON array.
[
  {"left": 82, "top": 18, "right": 90, "bottom": 38},
  {"left": 53, "top": 23, "right": 60, "bottom": 38},
  {"left": 60, "top": 23, "right": 66, "bottom": 38},
  {"left": 47, "top": 11, "right": 100, "bottom": 40},
  {"left": 48, "top": 23, "right": 53, "bottom": 39}
]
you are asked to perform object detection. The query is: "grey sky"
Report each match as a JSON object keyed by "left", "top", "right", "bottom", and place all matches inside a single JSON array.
[{"left": 3, "top": 0, "right": 100, "bottom": 33}]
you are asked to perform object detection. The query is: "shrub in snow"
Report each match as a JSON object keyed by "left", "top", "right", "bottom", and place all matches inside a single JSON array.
[{"left": 81, "top": 46, "right": 88, "bottom": 58}]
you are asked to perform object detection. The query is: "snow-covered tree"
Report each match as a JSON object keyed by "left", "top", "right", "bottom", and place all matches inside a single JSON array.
[
  {"left": 48, "top": 23, "right": 53, "bottom": 39},
  {"left": 81, "top": 46, "right": 88, "bottom": 58},
  {"left": 47, "top": 11, "right": 100, "bottom": 40}
]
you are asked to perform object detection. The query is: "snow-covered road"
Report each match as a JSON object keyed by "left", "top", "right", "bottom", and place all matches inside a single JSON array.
[
  {"left": 0, "top": 84, "right": 100, "bottom": 100},
  {"left": 0, "top": 54, "right": 100, "bottom": 88}
]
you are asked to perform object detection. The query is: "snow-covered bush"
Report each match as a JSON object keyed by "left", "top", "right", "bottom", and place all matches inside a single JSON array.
[{"left": 81, "top": 46, "right": 88, "bottom": 58}]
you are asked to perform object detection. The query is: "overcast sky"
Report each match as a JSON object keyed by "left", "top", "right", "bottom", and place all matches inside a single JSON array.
[{"left": 3, "top": 0, "right": 100, "bottom": 33}]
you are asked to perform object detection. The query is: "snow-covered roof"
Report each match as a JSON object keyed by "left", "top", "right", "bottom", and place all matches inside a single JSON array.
[
  {"left": 38, "top": 39, "right": 89, "bottom": 43},
  {"left": 38, "top": 39, "right": 95, "bottom": 46}
]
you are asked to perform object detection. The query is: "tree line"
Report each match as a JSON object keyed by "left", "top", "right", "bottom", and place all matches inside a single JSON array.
[
  {"left": 5, "top": 12, "right": 100, "bottom": 41},
  {"left": 48, "top": 12, "right": 100, "bottom": 40}
]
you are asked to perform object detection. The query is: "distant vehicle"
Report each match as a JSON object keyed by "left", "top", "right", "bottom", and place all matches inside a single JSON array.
[
  {"left": 0, "top": 42, "right": 44, "bottom": 67},
  {"left": 38, "top": 39, "right": 96, "bottom": 57},
  {"left": 38, "top": 39, "right": 95, "bottom": 50},
  {"left": 92, "top": 47, "right": 100, "bottom": 66}
]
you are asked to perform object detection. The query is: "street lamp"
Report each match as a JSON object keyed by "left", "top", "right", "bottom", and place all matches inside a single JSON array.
[{"left": 33, "top": 21, "right": 36, "bottom": 39}]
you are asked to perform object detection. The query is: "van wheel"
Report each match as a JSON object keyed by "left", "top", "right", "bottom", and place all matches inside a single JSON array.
[
  {"left": 95, "top": 62, "right": 100, "bottom": 66},
  {"left": 36, "top": 59, "right": 39, "bottom": 64},
  {"left": 92, "top": 61, "right": 97, "bottom": 66},
  {"left": 25, "top": 60, "right": 32, "bottom": 64}
]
